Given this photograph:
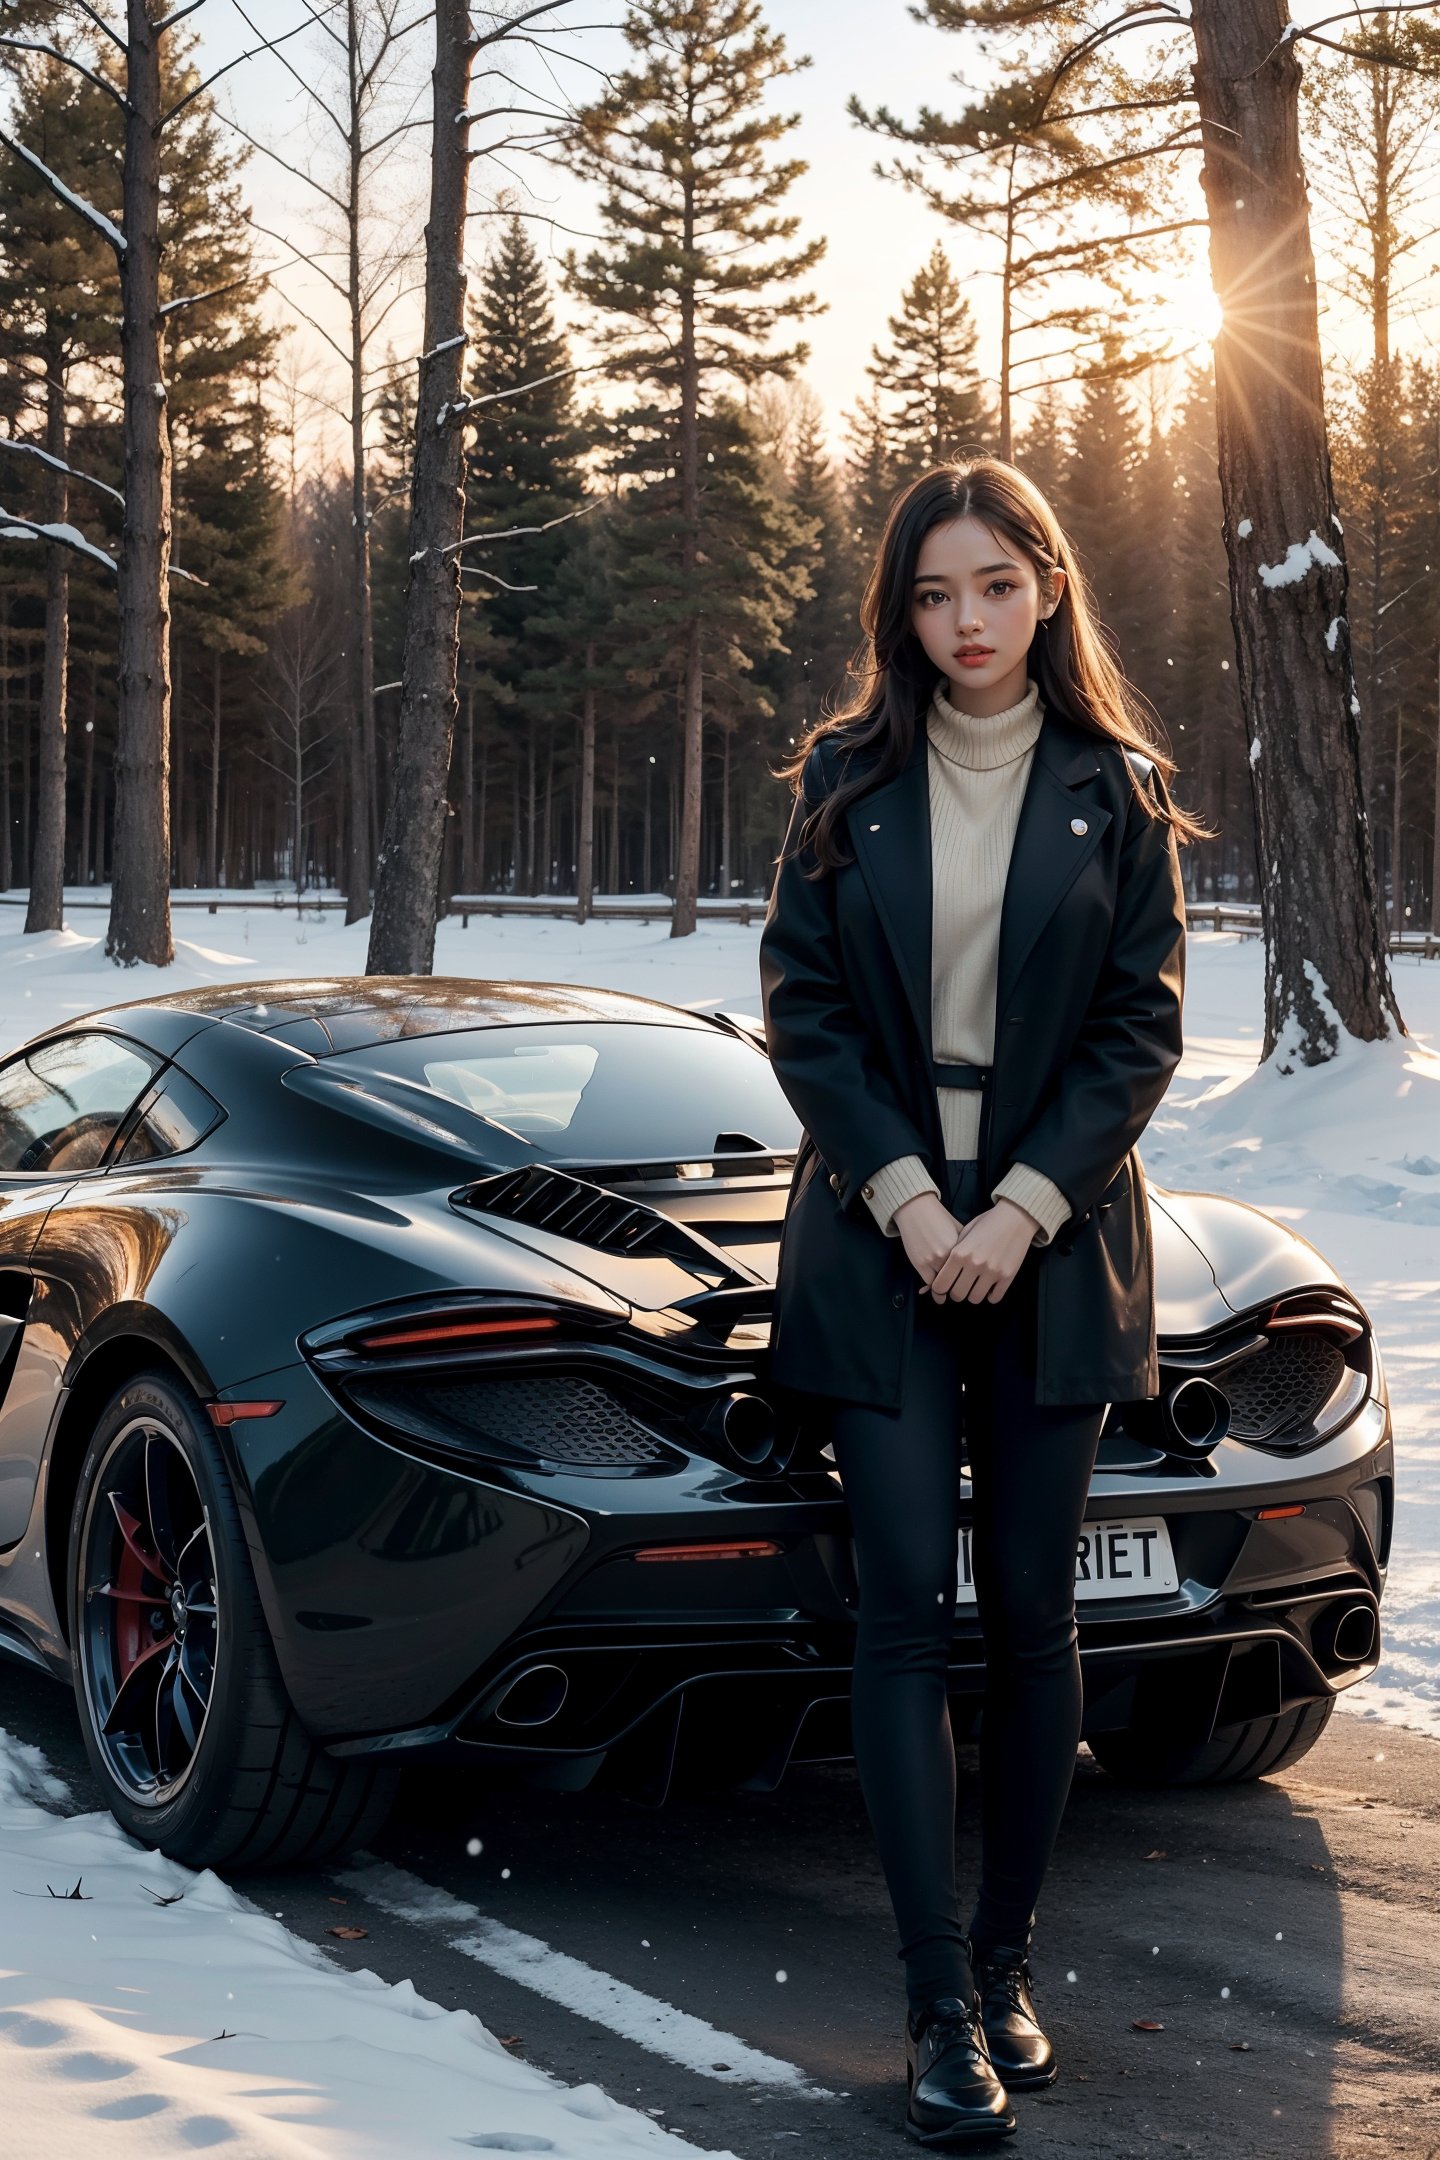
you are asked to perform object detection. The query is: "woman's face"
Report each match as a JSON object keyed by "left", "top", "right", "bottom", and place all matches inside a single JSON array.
[{"left": 909, "top": 514, "right": 1064, "bottom": 715}]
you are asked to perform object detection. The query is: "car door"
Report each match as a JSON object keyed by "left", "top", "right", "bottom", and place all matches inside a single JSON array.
[{"left": 0, "top": 1032, "right": 161, "bottom": 1548}]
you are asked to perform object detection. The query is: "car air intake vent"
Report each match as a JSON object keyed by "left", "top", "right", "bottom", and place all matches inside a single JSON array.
[
  {"left": 455, "top": 1163, "right": 741, "bottom": 1282},
  {"left": 1219, "top": 1331, "right": 1347, "bottom": 1442},
  {"left": 348, "top": 1372, "right": 684, "bottom": 1472}
]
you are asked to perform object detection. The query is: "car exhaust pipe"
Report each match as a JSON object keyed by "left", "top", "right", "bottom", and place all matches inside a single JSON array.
[
  {"left": 1330, "top": 1603, "right": 1378, "bottom": 1666},
  {"left": 1160, "top": 1376, "right": 1230, "bottom": 1460},
  {"left": 695, "top": 1391, "right": 796, "bottom": 1478},
  {"left": 493, "top": 1663, "right": 570, "bottom": 1727}
]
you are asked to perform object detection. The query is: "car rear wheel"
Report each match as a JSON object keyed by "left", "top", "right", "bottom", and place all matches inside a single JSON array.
[
  {"left": 68, "top": 1370, "right": 397, "bottom": 1870},
  {"left": 1088, "top": 1698, "right": 1335, "bottom": 1788}
]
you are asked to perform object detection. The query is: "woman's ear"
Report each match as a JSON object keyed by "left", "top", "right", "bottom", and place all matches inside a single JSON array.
[{"left": 1043, "top": 566, "right": 1067, "bottom": 619}]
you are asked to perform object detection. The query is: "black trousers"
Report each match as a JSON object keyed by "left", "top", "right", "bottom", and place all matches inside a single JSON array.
[{"left": 828, "top": 1159, "right": 1106, "bottom": 2010}]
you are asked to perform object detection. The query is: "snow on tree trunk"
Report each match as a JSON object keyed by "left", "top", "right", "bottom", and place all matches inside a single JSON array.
[
  {"left": 108, "top": 0, "right": 173, "bottom": 968},
  {"left": 365, "top": 0, "right": 475, "bottom": 975},
  {"left": 1190, "top": 0, "right": 1401, "bottom": 1059}
]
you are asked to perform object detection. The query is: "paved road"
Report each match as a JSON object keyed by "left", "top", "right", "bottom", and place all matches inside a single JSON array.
[{"left": 4, "top": 1663, "right": 1437, "bottom": 2159}]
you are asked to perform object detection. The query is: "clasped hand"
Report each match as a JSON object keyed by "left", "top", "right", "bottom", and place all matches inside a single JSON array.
[{"left": 892, "top": 1190, "right": 1036, "bottom": 1305}]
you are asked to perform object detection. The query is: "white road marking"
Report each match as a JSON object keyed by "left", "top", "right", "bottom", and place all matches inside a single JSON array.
[{"left": 335, "top": 1859, "right": 834, "bottom": 2099}]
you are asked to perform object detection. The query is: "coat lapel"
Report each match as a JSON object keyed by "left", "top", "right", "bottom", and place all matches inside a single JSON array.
[
  {"left": 994, "top": 708, "right": 1111, "bottom": 1019},
  {"left": 842, "top": 721, "right": 933, "bottom": 1059},
  {"left": 842, "top": 701, "right": 1112, "bottom": 1061}
]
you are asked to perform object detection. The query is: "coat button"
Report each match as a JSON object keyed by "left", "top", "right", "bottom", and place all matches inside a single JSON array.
[
  {"left": 892, "top": 1290, "right": 906, "bottom": 1308},
  {"left": 861, "top": 1183, "right": 874, "bottom": 1200},
  {"left": 829, "top": 1172, "right": 840, "bottom": 1190},
  {"left": 1070, "top": 816, "right": 1088, "bottom": 835}
]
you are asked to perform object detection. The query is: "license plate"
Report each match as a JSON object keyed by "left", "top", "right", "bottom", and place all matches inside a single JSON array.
[{"left": 956, "top": 1516, "right": 1179, "bottom": 1603}]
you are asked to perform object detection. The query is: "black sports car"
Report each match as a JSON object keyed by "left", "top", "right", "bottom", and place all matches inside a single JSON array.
[{"left": 0, "top": 979, "right": 1391, "bottom": 1869}]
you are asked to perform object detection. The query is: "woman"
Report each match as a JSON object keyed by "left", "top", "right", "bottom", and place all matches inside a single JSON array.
[{"left": 758, "top": 458, "right": 1203, "bottom": 2148}]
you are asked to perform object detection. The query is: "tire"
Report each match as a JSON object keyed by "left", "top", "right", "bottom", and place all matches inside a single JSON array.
[
  {"left": 1088, "top": 1697, "right": 1336, "bottom": 1788},
  {"left": 68, "top": 1369, "right": 397, "bottom": 1870}
]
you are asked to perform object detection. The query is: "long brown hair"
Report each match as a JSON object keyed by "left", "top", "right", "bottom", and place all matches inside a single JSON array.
[{"left": 777, "top": 457, "right": 1215, "bottom": 875}]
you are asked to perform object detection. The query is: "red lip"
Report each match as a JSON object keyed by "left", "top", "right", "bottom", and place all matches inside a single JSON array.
[{"left": 954, "top": 647, "right": 993, "bottom": 658}]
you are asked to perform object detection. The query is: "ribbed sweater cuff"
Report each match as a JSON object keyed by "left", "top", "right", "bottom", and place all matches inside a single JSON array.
[
  {"left": 863, "top": 1155, "right": 941, "bottom": 1237},
  {"left": 991, "top": 1162, "right": 1073, "bottom": 1247}
]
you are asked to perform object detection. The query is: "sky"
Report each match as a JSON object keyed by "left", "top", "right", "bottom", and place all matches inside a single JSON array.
[{"left": 39, "top": 0, "right": 1440, "bottom": 463}]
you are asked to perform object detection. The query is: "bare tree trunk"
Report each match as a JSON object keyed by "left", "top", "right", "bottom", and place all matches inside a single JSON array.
[
  {"left": 642, "top": 753, "right": 652, "bottom": 893},
  {"left": 1391, "top": 702, "right": 1404, "bottom": 940},
  {"left": 27, "top": 353, "right": 68, "bottom": 935},
  {"left": 609, "top": 725, "right": 619, "bottom": 895},
  {"left": 341, "top": 0, "right": 375, "bottom": 924},
  {"left": 79, "top": 667, "right": 95, "bottom": 885},
  {"left": 718, "top": 721, "right": 731, "bottom": 897},
  {"left": 109, "top": 0, "right": 173, "bottom": 967},
  {"left": 540, "top": 724, "right": 554, "bottom": 893},
  {"left": 477, "top": 733, "right": 488, "bottom": 892},
  {"left": 525, "top": 725, "right": 537, "bottom": 893},
  {"left": 577, "top": 647, "right": 596, "bottom": 922},
  {"left": 366, "top": 0, "right": 476, "bottom": 974},
  {"left": 1431, "top": 644, "right": 1440, "bottom": 934},
  {"left": 1190, "top": 0, "right": 1400, "bottom": 1057},
  {"left": 671, "top": 174, "right": 702, "bottom": 938},
  {"left": 0, "top": 593, "right": 11, "bottom": 893},
  {"left": 461, "top": 679, "right": 475, "bottom": 890},
  {"left": 208, "top": 649, "right": 222, "bottom": 888},
  {"left": 998, "top": 182, "right": 1015, "bottom": 464}
]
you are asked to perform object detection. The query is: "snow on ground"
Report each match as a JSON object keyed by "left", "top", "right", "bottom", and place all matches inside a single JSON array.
[
  {"left": 0, "top": 1730, "right": 740, "bottom": 2159},
  {"left": 0, "top": 897, "right": 1436, "bottom": 1742}
]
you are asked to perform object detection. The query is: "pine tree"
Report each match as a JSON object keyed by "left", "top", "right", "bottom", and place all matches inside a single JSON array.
[
  {"left": 1014, "top": 381, "right": 1068, "bottom": 505},
  {"left": 866, "top": 242, "right": 989, "bottom": 473},
  {"left": 1060, "top": 355, "right": 1149, "bottom": 668},
  {"left": 0, "top": 52, "right": 122, "bottom": 932},
  {"left": 457, "top": 213, "right": 593, "bottom": 897},
  {"left": 841, "top": 390, "right": 899, "bottom": 572},
  {"left": 565, "top": 0, "right": 824, "bottom": 934},
  {"left": 771, "top": 400, "right": 855, "bottom": 743},
  {"left": 852, "top": 2, "right": 1196, "bottom": 458},
  {"left": 1160, "top": 358, "right": 1248, "bottom": 901}
]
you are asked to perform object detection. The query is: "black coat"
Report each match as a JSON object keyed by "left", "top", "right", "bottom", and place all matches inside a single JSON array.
[{"left": 757, "top": 702, "right": 1188, "bottom": 1411}]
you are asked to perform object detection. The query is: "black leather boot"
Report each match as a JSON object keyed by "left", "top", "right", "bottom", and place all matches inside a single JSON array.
[
  {"left": 904, "top": 1992, "right": 1017, "bottom": 2147},
  {"left": 965, "top": 1938, "right": 1057, "bottom": 2090}
]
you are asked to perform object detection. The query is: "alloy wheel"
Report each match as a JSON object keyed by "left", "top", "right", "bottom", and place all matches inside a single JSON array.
[{"left": 78, "top": 1417, "right": 221, "bottom": 1804}]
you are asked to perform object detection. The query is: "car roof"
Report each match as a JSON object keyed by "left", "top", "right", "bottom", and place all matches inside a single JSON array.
[{"left": 81, "top": 976, "right": 714, "bottom": 1058}]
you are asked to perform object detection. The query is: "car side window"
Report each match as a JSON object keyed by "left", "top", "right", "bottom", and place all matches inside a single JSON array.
[
  {"left": 0, "top": 1033, "right": 159, "bottom": 1175},
  {"left": 114, "top": 1072, "right": 223, "bottom": 1166}
]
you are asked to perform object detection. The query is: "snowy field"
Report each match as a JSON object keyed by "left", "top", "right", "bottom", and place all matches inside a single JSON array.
[{"left": 0, "top": 896, "right": 1435, "bottom": 2157}]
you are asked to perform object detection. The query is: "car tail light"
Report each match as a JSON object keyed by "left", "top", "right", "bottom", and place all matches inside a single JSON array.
[
  {"left": 633, "top": 1539, "right": 783, "bottom": 1562},
  {"left": 354, "top": 1314, "right": 560, "bottom": 1352}
]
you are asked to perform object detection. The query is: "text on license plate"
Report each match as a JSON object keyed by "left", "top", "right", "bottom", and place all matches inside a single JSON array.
[{"left": 956, "top": 1516, "right": 1179, "bottom": 1603}]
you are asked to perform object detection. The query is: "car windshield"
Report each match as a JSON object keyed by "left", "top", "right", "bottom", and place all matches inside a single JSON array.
[{"left": 325, "top": 1020, "right": 800, "bottom": 1166}]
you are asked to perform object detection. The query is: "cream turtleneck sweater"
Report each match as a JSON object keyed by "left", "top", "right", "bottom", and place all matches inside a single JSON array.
[{"left": 861, "top": 674, "right": 1074, "bottom": 1248}]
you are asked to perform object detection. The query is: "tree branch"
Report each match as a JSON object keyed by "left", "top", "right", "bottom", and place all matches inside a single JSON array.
[
  {"left": 0, "top": 508, "right": 116, "bottom": 572},
  {"left": 0, "top": 437, "right": 124, "bottom": 506},
  {"left": 0, "top": 129, "right": 125, "bottom": 253},
  {"left": 67, "top": 1, "right": 127, "bottom": 56},
  {"left": 161, "top": 11, "right": 319, "bottom": 125},
  {"left": 0, "top": 38, "right": 128, "bottom": 107},
  {"left": 443, "top": 498, "right": 598, "bottom": 556}
]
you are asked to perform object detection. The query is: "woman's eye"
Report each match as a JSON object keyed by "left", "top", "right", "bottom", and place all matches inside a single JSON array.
[
  {"left": 918, "top": 590, "right": 947, "bottom": 607},
  {"left": 987, "top": 581, "right": 1015, "bottom": 598}
]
